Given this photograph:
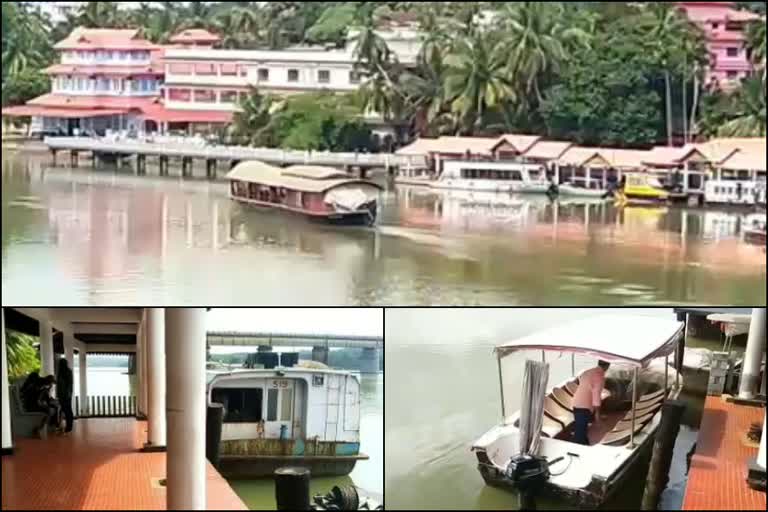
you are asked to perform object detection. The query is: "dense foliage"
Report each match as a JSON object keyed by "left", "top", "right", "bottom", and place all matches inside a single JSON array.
[{"left": 5, "top": 330, "right": 40, "bottom": 381}]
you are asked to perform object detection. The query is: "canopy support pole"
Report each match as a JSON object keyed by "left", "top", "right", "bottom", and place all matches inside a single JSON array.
[
  {"left": 631, "top": 367, "right": 638, "bottom": 448},
  {"left": 665, "top": 355, "right": 669, "bottom": 397},
  {"left": 497, "top": 353, "right": 506, "bottom": 424},
  {"left": 542, "top": 351, "right": 546, "bottom": 363},
  {"left": 571, "top": 353, "right": 575, "bottom": 378}
]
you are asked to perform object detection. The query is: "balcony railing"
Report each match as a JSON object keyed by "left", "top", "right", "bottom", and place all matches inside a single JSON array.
[{"left": 74, "top": 395, "right": 137, "bottom": 418}]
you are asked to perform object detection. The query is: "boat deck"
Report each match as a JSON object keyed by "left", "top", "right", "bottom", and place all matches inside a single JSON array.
[
  {"left": 1, "top": 418, "right": 248, "bottom": 510},
  {"left": 682, "top": 396, "right": 764, "bottom": 510}
]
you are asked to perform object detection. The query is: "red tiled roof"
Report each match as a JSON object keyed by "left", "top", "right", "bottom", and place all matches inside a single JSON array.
[
  {"left": 169, "top": 29, "right": 221, "bottom": 44},
  {"left": 54, "top": 27, "right": 159, "bottom": 51},
  {"left": 44, "top": 64, "right": 164, "bottom": 76},
  {"left": 1, "top": 106, "right": 129, "bottom": 118}
]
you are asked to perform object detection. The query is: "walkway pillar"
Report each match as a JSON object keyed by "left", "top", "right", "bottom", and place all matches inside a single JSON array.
[
  {"left": 166, "top": 308, "right": 207, "bottom": 510},
  {"left": 2, "top": 308, "right": 13, "bottom": 455},
  {"left": 64, "top": 334, "right": 75, "bottom": 371},
  {"left": 739, "top": 308, "right": 766, "bottom": 400},
  {"left": 78, "top": 348, "right": 88, "bottom": 416},
  {"left": 136, "top": 319, "right": 146, "bottom": 418},
  {"left": 145, "top": 308, "right": 166, "bottom": 451},
  {"left": 141, "top": 313, "right": 149, "bottom": 419},
  {"left": 311, "top": 346, "right": 329, "bottom": 365},
  {"left": 360, "top": 347, "right": 379, "bottom": 374},
  {"left": 40, "top": 319, "right": 55, "bottom": 377}
]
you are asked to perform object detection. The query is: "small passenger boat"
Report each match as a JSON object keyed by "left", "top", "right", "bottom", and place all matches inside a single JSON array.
[
  {"left": 742, "top": 212, "right": 767, "bottom": 245},
  {"left": 431, "top": 160, "right": 552, "bottom": 194},
  {"left": 227, "top": 161, "right": 383, "bottom": 226},
  {"left": 472, "top": 315, "right": 684, "bottom": 507},
  {"left": 208, "top": 364, "right": 369, "bottom": 478},
  {"left": 558, "top": 183, "right": 612, "bottom": 199},
  {"left": 616, "top": 173, "right": 670, "bottom": 206}
]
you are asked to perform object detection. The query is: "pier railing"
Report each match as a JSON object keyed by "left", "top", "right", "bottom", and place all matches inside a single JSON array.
[
  {"left": 74, "top": 395, "right": 136, "bottom": 418},
  {"left": 44, "top": 136, "right": 429, "bottom": 170}
]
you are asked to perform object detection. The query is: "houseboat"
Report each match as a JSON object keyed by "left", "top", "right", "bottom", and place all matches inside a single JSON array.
[
  {"left": 432, "top": 160, "right": 553, "bottom": 194},
  {"left": 472, "top": 315, "right": 684, "bottom": 507},
  {"left": 227, "top": 161, "right": 383, "bottom": 226},
  {"left": 208, "top": 365, "right": 368, "bottom": 478}
]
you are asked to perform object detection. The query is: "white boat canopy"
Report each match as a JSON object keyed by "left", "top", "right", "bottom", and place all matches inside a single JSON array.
[{"left": 495, "top": 315, "right": 684, "bottom": 367}]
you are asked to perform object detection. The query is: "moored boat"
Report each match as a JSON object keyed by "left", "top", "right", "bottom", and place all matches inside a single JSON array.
[
  {"left": 227, "top": 161, "right": 383, "bottom": 226},
  {"left": 558, "top": 183, "right": 612, "bottom": 199},
  {"left": 472, "top": 315, "right": 684, "bottom": 508},
  {"left": 742, "top": 213, "right": 767, "bottom": 245},
  {"left": 208, "top": 365, "right": 368, "bottom": 478},
  {"left": 615, "top": 173, "right": 670, "bottom": 207},
  {"left": 431, "top": 160, "right": 553, "bottom": 194}
]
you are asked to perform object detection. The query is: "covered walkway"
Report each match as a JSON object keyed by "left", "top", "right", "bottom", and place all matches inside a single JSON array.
[{"left": 1, "top": 418, "right": 247, "bottom": 510}]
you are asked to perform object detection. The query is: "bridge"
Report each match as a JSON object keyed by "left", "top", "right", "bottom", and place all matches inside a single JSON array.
[
  {"left": 44, "top": 136, "right": 427, "bottom": 178},
  {"left": 206, "top": 331, "right": 383, "bottom": 373}
]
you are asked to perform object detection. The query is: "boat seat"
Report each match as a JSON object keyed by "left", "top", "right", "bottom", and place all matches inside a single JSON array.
[
  {"left": 629, "top": 395, "right": 666, "bottom": 416},
  {"left": 564, "top": 380, "right": 579, "bottom": 396},
  {"left": 637, "top": 389, "right": 666, "bottom": 403},
  {"left": 544, "top": 396, "right": 574, "bottom": 426},
  {"left": 541, "top": 415, "right": 565, "bottom": 438},
  {"left": 552, "top": 387, "right": 574, "bottom": 411},
  {"left": 613, "top": 411, "right": 657, "bottom": 431},
  {"left": 600, "top": 416, "right": 654, "bottom": 446}
]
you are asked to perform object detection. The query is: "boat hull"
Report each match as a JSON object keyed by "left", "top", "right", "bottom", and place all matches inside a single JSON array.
[
  {"left": 558, "top": 185, "right": 610, "bottom": 199},
  {"left": 232, "top": 196, "right": 377, "bottom": 226},
  {"left": 218, "top": 454, "right": 366, "bottom": 479}
]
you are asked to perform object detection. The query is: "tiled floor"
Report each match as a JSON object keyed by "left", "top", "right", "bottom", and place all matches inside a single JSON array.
[
  {"left": 1, "top": 418, "right": 248, "bottom": 510},
  {"left": 683, "top": 396, "right": 766, "bottom": 510}
]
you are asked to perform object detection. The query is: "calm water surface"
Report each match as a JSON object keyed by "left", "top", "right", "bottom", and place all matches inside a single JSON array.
[
  {"left": 2, "top": 151, "right": 765, "bottom": 305},
  {"left": 385, "top": 308, "right": 725, "bottom": 510}
]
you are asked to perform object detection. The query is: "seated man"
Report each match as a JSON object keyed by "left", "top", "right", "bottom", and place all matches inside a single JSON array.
[{"left": 572, "top": 360, "right": 610, "bottom": 445}]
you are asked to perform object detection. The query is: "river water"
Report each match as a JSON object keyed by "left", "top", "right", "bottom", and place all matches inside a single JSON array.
[
  {"left": 72, "top": 366, "right": 383, "bottom": 509},
  {"left": 2, "top": 151, "right": 765, "bottom": 305},
  {"left": 385, "top": 308, "right": 723, "bottom": 510}
]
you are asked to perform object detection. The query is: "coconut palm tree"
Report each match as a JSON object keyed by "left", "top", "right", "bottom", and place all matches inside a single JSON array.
[
  {"left": 76, "top": 1, "right": 124, "bottom": 28},
  {"left": 5, "top": 330, "right": 40, "bottom": 381},
  {"left": 718, "top": 77, "right": 766, "bottom": 137},
  {"left": 2, "top": 3, "right": 50, "bottom": 82},
  {"left": 443, "top": 29, "right": 514, "bottom": 135},
  {"left": 233, "top": 89, "right": 282, "bottom": 146},
  {"left": 746, "top": 18, "right": 766, "bottom": 83}
]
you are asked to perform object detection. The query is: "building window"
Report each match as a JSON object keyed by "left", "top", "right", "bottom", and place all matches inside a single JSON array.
[
  {"left": 712, "top": 22, "right": 719, "bottom": 29},
  {"left": 267, "top": 389, "right": 278, "bottom": 421},
  {"left": 288, "top": 69, "right": 299, "bottom": 82},
  {"left": 194, "top": 89, "right": 216, "bottom": 102},
  {"left": 726, "top": 47, "right": 739, "bottom": 58},
  {"left": 220, "top": 63, "right": 238, "bottom": 76},
  {"left": 169, "top": 63, "right": 193, "bottom": 75},
  {"left": 195, "top": 63, "right": 217, "bottom": 76},
  {"left": 727, "top": 70, "right": 739, "bottom": 79},
  {"left": 168, "top": 88, "right": 192, "bottom": 102},
  {"left": 257, "top": 68, "right": 269, "bottom": 82},
  {"left": 211, "top": 388, "right": 263, "bottom": 423},
  {"left": 349, "top": 71, "right": 361, "bottom": 84},
  {"left": 318, "top": 69, "right": 330, "bottom": 84},
  {"left": 220, "top": 90, "right": 238, "bottom": 104}
]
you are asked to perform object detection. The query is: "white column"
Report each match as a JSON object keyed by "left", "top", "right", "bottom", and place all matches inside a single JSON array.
[
  {"left": 141, "top": 313, "right": 149, "bottom": 418},
  {"left": 146, "top": 308, "right": 166, "bottom": 449},
  {"left": 739, "top": 308, "right": 767, "bottom": 399},
  {"left": 64, "top": 334, "right": 74, "bottom": 370},
  {"left": 166, "top": 308, "right": 207, "bottom": 510},
  {"left": 136, "top": 319, "right": 146, "bottom": 417},
  {"left": 40, "top": 319, "right": 55, "bottom": 377},
  {"left": 758, "top": 413, "right": 766, "bottom": 470},
  {"left": 2, "top": 308, "right": 13, "bottom": 452},
  {"left": 78, "top": 348, "right": 88, "bottom": 416}
]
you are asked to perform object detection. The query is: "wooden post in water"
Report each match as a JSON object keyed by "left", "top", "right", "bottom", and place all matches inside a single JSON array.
[
  {"left": 641, "top": 400, "right": 686, "bottom": 510},
  {"left": 274, "top": 467, "right": 311, "bottom": 511}
]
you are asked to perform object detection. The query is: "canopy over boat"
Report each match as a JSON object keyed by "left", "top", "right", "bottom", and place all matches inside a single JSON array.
[
  {"left": 495, "top": 315, "right": 684, "bottom": 367},
  {"left": 226, "top": 161, "right": 383, "bottom": 194}
]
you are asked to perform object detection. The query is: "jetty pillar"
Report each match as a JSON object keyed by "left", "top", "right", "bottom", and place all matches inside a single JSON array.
[
  {"left": 70, "top": 151, "right": 79, "bottom": 168},
  {"left": 137, "top": 154, "right": 147, "bottom": 175},
  {"left": 274, "top": 467, "right": 311, "bottom": 511},
  {"left": 182, "top": 157, "right": 193, "bottom": 178},
  {"left": 159, "top": 156, "right": 169, "bottom": 176},
  {"left": 40, "top": 319, "right": 54, "bottom": 378},
  {"left": 641, "top": 400, "right": 686, "bottom": 510},
  {"left": 206, "top": 159, "right": 217, "bottom": 180},
  {"left": 360, "top": 347, "right": 379, "bottom": 373},
  {"left": 144, "top": 308, "right": 166, "bottom": 452},
  {"left": 166, "top": 308, "right": 208, "bottom": 510},
  {"left": 1, "top": 308, "right": 13, "bottom": 455},
  {"left": 51, "top": 149, "right": 57, "bottom": 168},
  {"left": 359, "top": 167, "right": 368, "bottom": 179},
  {"left": 206, "top": 403, "right": 224, "bottom": 469},
  {"left": 739, "top": 308, "right": 766, "bottom": 400},
  {"left": 78, "top": 348, "right": 88, "bottom": 416},
  {"left": 311, "top": 346, "right": 329, "bottom": 365}
]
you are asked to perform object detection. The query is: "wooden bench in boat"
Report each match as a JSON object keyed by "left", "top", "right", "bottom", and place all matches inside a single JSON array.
[
  {"left": 598, "top": 390, "right": 667, "bottom": 446},
  {"left": 552, "top": 387, "right": 575, "bottom": 411},
  {"left": 564, "top": 380, "right": 579, "bottom": 396}
]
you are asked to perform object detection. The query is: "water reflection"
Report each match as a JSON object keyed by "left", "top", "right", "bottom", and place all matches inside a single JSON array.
[{"left": 2, "top": 153, "right": 765, "bottom": 305}]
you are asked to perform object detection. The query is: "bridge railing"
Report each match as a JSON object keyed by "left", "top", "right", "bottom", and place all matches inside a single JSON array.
[{"left": 74, "top": 395, "right": 136, "bottom": 419}]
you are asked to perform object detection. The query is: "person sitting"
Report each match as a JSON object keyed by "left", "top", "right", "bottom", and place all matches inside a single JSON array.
[
  {"left": 572, "top": 360, "right": 611, "bottom": 445},
  {"left": 34, "top": 376, "right": 60, "bottom": 439},
  {"left": 20, "top": 371, "right": 41, "bottom": 411}
]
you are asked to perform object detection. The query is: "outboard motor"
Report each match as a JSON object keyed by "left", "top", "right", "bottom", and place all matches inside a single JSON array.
[{"left": 504, "top": 454, "right": 564, "bottom": 510}]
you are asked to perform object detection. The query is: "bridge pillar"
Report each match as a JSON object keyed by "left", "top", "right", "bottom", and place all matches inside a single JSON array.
[
  {"left": 312, "top": 346, "right": 329, "bottom": 365},
  {"left": 360, "top": 347, "right": 379, "bottom": 374}
]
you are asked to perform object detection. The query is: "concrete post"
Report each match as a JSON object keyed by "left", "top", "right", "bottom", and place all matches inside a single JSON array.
[
  {"left": 79, "top": 349, "right": 88, "bottom": 416},
  {"left": 136, "top": 319, "right": 145, "bottom": 417},
  {"left": 739, "top": 308, "right": 767, "bottom": 400},
  {"left": 360, "top": 347, "right": 379, "bottom": 374},
  {"left": 141, "top": 313, "right": 149, "bottom": 419},
  {"left": 311, "top": 346, "right": 329, "bottom": 365},
  {"left": 166, "top": 308, "right": 208, "bottom": 510},
  {"left": 40, "top": 319, "right": 55, "bottom": 377},
  {"left": 145, "top": 308, "right": 166, "bottom": 450},
  {"left": 2, "top": 308, "right": 13, "bottom": 454}
]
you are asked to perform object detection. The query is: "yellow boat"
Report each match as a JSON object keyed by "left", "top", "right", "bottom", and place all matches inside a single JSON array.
[{"left": 616, "top": 173, "right": 669, "bottom": 206}]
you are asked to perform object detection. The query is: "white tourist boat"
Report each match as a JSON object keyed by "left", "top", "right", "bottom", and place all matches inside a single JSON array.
[
  {"left": 742, "top": 212, "right": 767, "bottom": 245},
  {"left": 207, "top": 364, "right": 368, "bottom": 478},
  {"left": 558, "top": 183, "right": 612, "bottom": 199},
  {"left": 705, "top": 179, "right": 767, "bottom": 207},
  {"left": 472, "top": 315, "right": 684, "bottom": 507},
  {"left": 432, "top": 160, "right": 553, "bottom": 194}
]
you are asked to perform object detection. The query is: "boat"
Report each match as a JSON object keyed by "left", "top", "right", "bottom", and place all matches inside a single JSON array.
[
  {"left": 615, "top": 173, "right": 670, "bottom": 206},
  {"left": 706, "top": 180, "right": 767, "bottom": 207},
  {"left": 742, "top": 212, "right": 767, "bottom": 245},
  {"left": 431, "top": 160, "right": 553, "bottom": 194},
  {"left": 558, "top": 183, "right": 612, "bottom": 199},
  {"left": 208, "top": 363, "right": 369, "bottom": 478},
  {"left": 471, "top": 314, "right": 685, "bottom": 508},
  {"left": 227, "top": 161, "right": 383, "bottom": 226}
]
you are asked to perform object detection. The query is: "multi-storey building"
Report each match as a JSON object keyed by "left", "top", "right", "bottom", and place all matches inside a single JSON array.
[{"left": 677, "top": 2, "right": 761, "bottom": 89}]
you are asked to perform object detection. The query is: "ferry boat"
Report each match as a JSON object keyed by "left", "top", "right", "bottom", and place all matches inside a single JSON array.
[
  {"left": 432, "top": 160, "right": 553, "bottom": 194},
  {"left": 472, "top": 315, "right": 684, "bottom": 507},
  {"left": 705, "top": 179, "right": 767, "bottom": 207},
  {"left": 615, "top": 173, "right": 670, "bottom": 206},
  {"left": 208, "top": 364, "right": 368, "bottom": 478},
  {"left": 227, "top": 161, "right": 382, "bottom": 226}
]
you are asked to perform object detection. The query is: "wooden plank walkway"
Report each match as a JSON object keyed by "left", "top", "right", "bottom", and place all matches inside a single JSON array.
[
  {"left": 1, "top": 418, "right": 248, "bottom": 510},
  {"left": 682, "top": 396, "right": 765, "bottom": 510},
  {"left": 44, "top": 136, "right": 426, "bottom": 170}
]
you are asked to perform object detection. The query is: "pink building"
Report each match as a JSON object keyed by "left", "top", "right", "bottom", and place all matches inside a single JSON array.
[{"left": 677, "top": 2, "right": 760, "bottom": 90}]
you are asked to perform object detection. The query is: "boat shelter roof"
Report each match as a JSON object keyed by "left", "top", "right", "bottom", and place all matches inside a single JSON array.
[
  {"left": 495, "top": 315, "right": 684, "bottom": 367},
  {"left": 226, "top": 161, "right": 383, "bottom": 193}
]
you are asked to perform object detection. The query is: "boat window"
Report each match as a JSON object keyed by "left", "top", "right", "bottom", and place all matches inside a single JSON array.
[
  {"left": 212, "top": 388, "right": 263, "bottom": 423},
  {"left": 267, "top": 388, "right": 278, "bottom": 421},
  {"left": 280, "top": 389, "right": 293, "bottom": 421}
]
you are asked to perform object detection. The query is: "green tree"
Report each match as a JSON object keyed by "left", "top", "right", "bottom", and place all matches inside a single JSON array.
[
  {"left": 1, "top": 2, "right": 51, "bottom": 84},
  {"left": 75, "top": 1, "right": 124, "bottom": 28},
  {"left": 2, "top": 68, "right": 50, "bottom": 107},
  {"left": 232, "top": 89, "right": 281, "bottom": 147},
  {"left": 717, "top": 77, "right": 767, "bottom": 137},
  {"left": 305, "top": 4, "right": 358, "bottom": 47},
  {"left": 746, "top": 18, "right": 766, "bottom": 84},
  {"left": 5, "top": 330, "right": 40, "bottom": 381}
]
